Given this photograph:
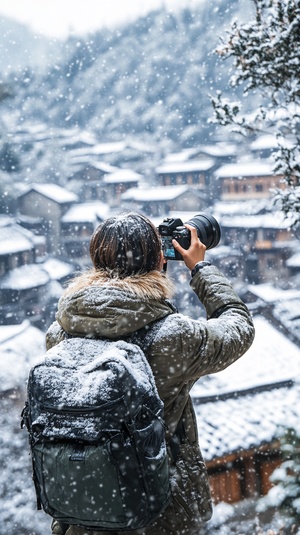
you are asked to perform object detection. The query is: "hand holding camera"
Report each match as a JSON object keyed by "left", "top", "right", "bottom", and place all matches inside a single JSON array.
[
  {"left": 158, "top": 213, "right": 221, "bottom": 270},
  {"left": 172, "top": 224, "right": 207, "bottom": 270}
]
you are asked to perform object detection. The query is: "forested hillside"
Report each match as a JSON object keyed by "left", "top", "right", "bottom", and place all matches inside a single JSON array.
[{"left": 1, "top": 0, "right": 253, "bottom": 147}]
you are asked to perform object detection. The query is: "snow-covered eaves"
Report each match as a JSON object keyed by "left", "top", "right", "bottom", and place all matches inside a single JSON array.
[
  {"left": 0, "top": 264, "right": 50, "bottom": 290},
  {"left": 122, "top": 185, "right": 194, "bottom": 202},
  {"left": 287, "top": 252, "right": 300, "bottom": 268},
  {"left": 192, "top": 316, "right": 300, "bottom": 398},
  {"left": 18, "top": 184, "right": 78, "bottom": 204},
  {"left": 191, "top": 315, "right": 300, "bottom": 460},
  {"left": 215, "top": 160, "right": 277, "bottom": 178},
  {"left": 156, "top": 158, "right": 215, "bottom": 174},
  {"left": 247, "top": 283, "right": 300, "bottom": 304},
  {"left": 69, "top": 159, "right": 118, "bottom": 174},
  {"left": 214, "top": 199, "right": 271, "bottom": 217},
  {"left": 250, "top": 134, "right": 294, "bottom": 152},
  {"left": 102, "top": 169, "right": 142, "bottom": 184},
  {"left": 221, "top": 211, "right": 293, "bottom": 229},
  {"left": 0, "top": 220, "right": 37, "bottom": 255},
  {"left": 62, "top": 202, "right": 109, "bottom": 223},
  {"left": 195, "top": 384, "right": 299, "bottom": 462},
  {"left": 41, "top": 258, "right": 75, "bottom": 281}
]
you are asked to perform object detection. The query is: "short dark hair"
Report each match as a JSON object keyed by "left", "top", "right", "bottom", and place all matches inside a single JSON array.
[{"left": 90, "top": 212, "right": 162, "bottom": 277}]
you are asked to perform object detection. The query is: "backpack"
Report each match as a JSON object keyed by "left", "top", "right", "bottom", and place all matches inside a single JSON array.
[{"left": 21, "top": 335, "right": 171, "bottom": 531}]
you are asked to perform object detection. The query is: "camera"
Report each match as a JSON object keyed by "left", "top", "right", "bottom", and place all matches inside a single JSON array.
[{"left": 158, "top": 213, "right": 221, "bottom": 261}]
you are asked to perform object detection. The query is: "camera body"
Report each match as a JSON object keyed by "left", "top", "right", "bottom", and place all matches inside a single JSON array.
[{"left": 158, "top": 213, "right": 221, "bottom": 261}]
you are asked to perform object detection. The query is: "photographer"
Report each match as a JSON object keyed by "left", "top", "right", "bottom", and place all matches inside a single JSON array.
[{"left": 48, "top": 211, "right": 255, "bottom": 535}]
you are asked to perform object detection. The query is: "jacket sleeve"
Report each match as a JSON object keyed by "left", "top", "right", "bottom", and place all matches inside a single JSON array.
[
  {"left": 45, "top": 320, "right": 67, "bottom": 350},
  {"left": 179, "top": 264, "right": 255, "bottom": 379}
]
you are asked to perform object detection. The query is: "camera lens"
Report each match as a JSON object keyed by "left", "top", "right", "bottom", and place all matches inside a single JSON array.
[{"left": 186, "top": 213, "right": 221, "bottom": 250}]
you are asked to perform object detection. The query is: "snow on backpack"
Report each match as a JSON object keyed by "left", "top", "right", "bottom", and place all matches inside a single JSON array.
[{"left": 21, "top": 336, "right": 171, "bottom": 531}]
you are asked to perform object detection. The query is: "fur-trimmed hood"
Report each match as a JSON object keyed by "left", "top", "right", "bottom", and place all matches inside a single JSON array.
[{"left": 55, "top": 269, "right": 175, "bottom": 339}]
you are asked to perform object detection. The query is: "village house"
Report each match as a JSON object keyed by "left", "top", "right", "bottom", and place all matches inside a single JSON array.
[
  {"left": 0, "top": 218, "right": 54, "bottom": 326},
  {"left": 61, "top": 201, "right": 110, "bottom": 266},
  {"left": 67, "top": 161, "right": 118, "bottom": 202},
  {"left": 155, "top": 159, "right": 217, "bottom": 203},
  {"left": 192, "top": 314, "right": 300, "bottom": 514},
  {"left": 121, "top": 184, "right": 207, "bottom": 217},
  {"left": 215, "top": 160, "right": 283, "bottom": 201},
  {"left": 219, "top": 211, "right": 295, "bottom": 284},
  {"left": 66, "top": 140, "right": 157, "bottom": 170},
  {"left": 17, "top": 183, "right": 78, "bottom": 257},
  {"left": 102, "top": 169, "right": 143, "bottom": 207}
]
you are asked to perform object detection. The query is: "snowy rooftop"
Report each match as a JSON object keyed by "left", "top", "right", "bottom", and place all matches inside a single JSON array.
[
  {"left": 122, "top": 185, "right": 190, "bottom": 202},
  {"left": 220, "top": 211, "right": 293, "bottom": 229},
  {"left": 192, "top": 315, "right": 300, "bottom": 460},
  {"left": 102, "top": 169, "right": 142, "bottom": 184},
  {"left": 41, "top": 258, "right": 75, "bottom": 281},
  {"left": 0, "top": 225, "right": 34, "bottom": 255},
  {"left": 287, "top": 252, "right": 300, "bottom": 268},
  {"left": 247, "top": 283, "right": 300, "bottom": 303},
  {"left": 70, "top": 160, "right": 118, "bottom": 174},
  {"left": 192, "top": 316, "right": 300, "bottom": 398},
  {"left": 62, "top": 202, "right": 110, "bottom": 223},
  {"left": 0, "top": 264, "right": 50, "bottom": 290},
  {"left": 156, "top": 158, "right": 215, "bottom": 174},
  {"left": 20, "top": 183, "right": 78, "bottom": 204},
  {"left": 195, "top": 384, "right": 300, "bottom": 461},
  {"left": 0, "top": 320, "right": 45, "bottom": 391},
  {"left": 250, "top": 134, "right": 294, "bottom": 151},
  {"left": 215, "top": 160, "right": 276, "bottom": 178},
  {"left": 214, "top": 199, "right": 271, "bottom": 217}
]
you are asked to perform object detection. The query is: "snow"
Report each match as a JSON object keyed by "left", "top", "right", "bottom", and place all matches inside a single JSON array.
[
  {"left": 287, "top": 252, "right": 300, "bottom": 268},
  {"left": 102, "top": 169, "right": 142, "bottom": 184},
  {"left": 215, "top": 160, "right": 276, "bottom": 178},
  {"left": 0, "top": 320, "right": 45, "bottom": 392},
  {"left": 192, "top": 316, "right": 300, "bottom": 397},
  {"left": 122, "top": 184, "right": 190, "bottom": 201},
  {"left": 24, "top": 183, "right": 78, "bottom": 204},
  {"left": 221, "top": 211, "right": 294, "bottom": 229},
  {"left": 156, "top": 158, "right": 215, "bottom": 174},
  {"left": 247, "top": 283, "right": 300, "bottom": 303},
  {"left": 0, "top": 223, "right": 34, "bottom": 255},
  {"left": 61, "top": 202, "right": 109, "bottom": 223},
  {"left": 41, "top": 258, "right": 75, "bottom": 281},
  {"left": 0, "top": 264, "right": 50, "bottom": 290}
]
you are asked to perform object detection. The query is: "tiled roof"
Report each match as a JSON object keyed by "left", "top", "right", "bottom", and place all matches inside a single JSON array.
[
  {"left": 194, "top": 383, "right": 299, "bottom": 461},
  {"left": 191, "top": 315, "right": 300, "bottom": 461}
]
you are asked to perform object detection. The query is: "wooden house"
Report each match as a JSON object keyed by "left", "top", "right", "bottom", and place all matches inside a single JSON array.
[
  {"left": 61, "top": 202, "right": 109, "bottom": 265},
  {"left": 155, "top": 159, "right": 216, "bottom": 201},
  {"left": 192, "top": 315, "right": 300, "bottom": 508},
  {"left": 121, "top": 185, "right": 207, "bottom": 217},
  {"left": 215, "top": 160, "right": 283, "bottom": 201},
  {"left": 219, "top": 211, "right": 295, "bottom": 284},
  {"left": 0, "top": 218, "right": 52, "bottom": 326},
  {"left": 17, "top": 184, "right": 78, "bottom": 256},
  {"left": 102, "top": 169, "right": 142, "bottom": 206},
  {"left": 67, "top": 161, "right": 117, "bottom": 202}
]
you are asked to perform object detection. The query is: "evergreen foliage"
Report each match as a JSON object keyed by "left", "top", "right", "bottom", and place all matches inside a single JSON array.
[{"left": 210, "top": 0, "right": 300, "bottom": 223}]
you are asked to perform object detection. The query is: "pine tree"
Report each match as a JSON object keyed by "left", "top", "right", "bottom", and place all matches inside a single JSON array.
[{"left": 210, "top": 0, "right": 300, "bottom": 223}]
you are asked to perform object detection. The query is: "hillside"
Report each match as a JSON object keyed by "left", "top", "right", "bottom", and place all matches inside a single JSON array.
[{"left": 1, "top": 0, "right": 254, "bottom": 148}]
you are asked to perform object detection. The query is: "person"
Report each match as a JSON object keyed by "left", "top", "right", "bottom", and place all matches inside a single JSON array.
[{"left": 47, "top": 211, "right": 255, "bottom": 535}]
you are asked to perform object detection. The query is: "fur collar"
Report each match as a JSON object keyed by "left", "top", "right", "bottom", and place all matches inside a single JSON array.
[{"left": 64, "top": 269, "right": 174, "bottom": 301}]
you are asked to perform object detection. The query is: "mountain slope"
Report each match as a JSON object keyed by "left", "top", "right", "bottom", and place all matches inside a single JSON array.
[{"left": 2, "top": 1, "right": 252, "bottom": 146}]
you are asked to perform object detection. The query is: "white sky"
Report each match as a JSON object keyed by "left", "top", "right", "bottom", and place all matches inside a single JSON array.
[{"left": 0, "top": 0, "right": 205, "bottom": 39}]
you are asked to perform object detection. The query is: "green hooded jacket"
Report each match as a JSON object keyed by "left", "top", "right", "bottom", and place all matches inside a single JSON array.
[{"left": 47, "top": 265, "right": 255, "bottom": 535}]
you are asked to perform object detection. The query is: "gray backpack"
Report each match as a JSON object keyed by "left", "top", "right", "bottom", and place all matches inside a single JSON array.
[{"left": 21, "top": 336, "right": 171, "bottom": 531}]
